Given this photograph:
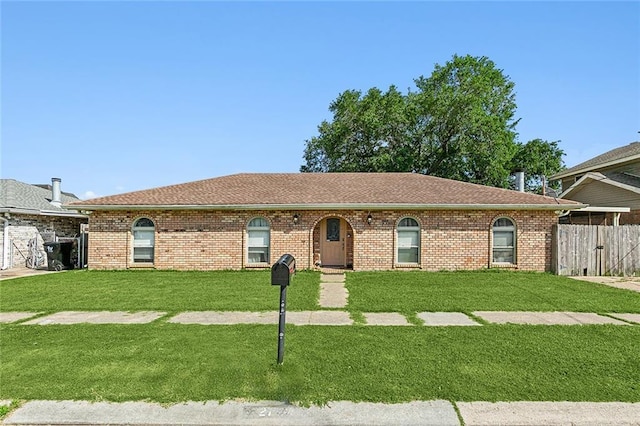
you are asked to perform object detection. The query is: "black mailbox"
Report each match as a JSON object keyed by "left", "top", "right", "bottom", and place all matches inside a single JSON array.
[{"left": 271, "top": 254, "right": 295, "bottom": 286}]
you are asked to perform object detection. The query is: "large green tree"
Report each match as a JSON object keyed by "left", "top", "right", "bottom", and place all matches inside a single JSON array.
[
  {"left": 300, "top": 54, "right": 564, "bottom": 189},
  {"left": 300, "top": 86, "right": 409, "bottom": 173},
  {"left": 511, "top": 139, "right": 565, "bottom": 193}
]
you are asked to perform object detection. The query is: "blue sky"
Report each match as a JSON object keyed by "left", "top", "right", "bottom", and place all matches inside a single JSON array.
[{"left": 2, "top": 1, "right": 639, "bottom": 199}]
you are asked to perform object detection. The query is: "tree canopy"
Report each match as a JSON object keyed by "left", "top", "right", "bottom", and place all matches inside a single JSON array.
[{"left": 300, "top": 54, "right": 564, "bottom": 191}]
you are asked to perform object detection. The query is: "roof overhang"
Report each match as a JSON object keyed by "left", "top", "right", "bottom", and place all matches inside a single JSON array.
[
  {"left": 66, "top": 202, "right": 587, "bottom": 212},
  {"left": 0, "top": 207, "right": 88, "bottom": 219},
  {"left": 560, "top": 172, "right": 640, "bottom": 199},
  {"left": 551, "top": 153, "right": 640, "bottom": 180},
  {"left": 570, "top": 206, "right": 630, "bottom": 213}
]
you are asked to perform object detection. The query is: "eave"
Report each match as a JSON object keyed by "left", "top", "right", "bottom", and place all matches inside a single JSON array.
[
  {"left": 65, "top": 202, "right": 587, "bottom": 212},
  {"left": 0, "top": 207, "right": 88, "bottom": 218},
  {"left": 571, "top": 206, "right": 630, "bottom": 213}
]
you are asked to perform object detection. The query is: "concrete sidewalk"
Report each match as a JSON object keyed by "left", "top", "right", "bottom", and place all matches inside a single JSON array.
[
  {"left": 3, "top": 310, "right": 638, "bottom": 326},
  {"left": 3, "top": 400, "right": 640, "bottom": 425}
]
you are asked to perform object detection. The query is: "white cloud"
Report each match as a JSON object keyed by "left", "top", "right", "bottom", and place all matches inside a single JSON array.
[{"left": 84, "top": 190, "right": 97, "bottom": 199}]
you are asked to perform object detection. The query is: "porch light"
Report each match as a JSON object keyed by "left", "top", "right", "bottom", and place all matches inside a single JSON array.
[
  {"left": 367, "top": 213, "right": 373, "bottom": 225},
  {"left": 293, "top": 214, "right": 300, "bottom": 224}
]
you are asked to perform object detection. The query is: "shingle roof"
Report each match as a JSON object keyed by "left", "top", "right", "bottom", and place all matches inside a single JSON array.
[
  {"left": 1, "top": 179, "right": 84, "bottom": 215},
  {"left": 604, "top": 171, "right": 640, "bottom": 189},
  {"left": 552, "top": 141, "right": 640, "bottom": 179},
  {"left": 67, "top": 173, "right": 582, "bottom": 210}
]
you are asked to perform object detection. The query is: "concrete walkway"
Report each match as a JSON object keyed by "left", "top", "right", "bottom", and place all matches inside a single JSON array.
[
  {"left": 3, "top": 399, "right": 639, "bottom": 425},
  {"left": 2, "top": 310, "right": 638, "bottom": 326},
  {"left": 473, "top": 311, "right": 631, "bottom": 325},
  {"left": 22, "top": 311, "right": 166, "bottom": 325},
  {"left": 318, "top": 271, "right": 348, "bottom": 308}
]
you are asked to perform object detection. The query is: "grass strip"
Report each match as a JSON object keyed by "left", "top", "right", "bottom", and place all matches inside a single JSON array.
[
  {"left": 346, "top": 270, "right": 640, "bottom": 312},
  {"left": 0, "top": 270, "right": 320, "bottom": 312},
  {"left": 1, "top": 323, "right": 638, "bottom": 404}
]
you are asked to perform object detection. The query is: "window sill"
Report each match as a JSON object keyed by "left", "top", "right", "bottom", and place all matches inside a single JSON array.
[
  {"left": 491, "top": 263, "right": 518, "bottom": 269},
  {"left": 129, "top": 263, "right": 155, "bottom": 269},
  {"left": 394, "top": 263, "right": 421, "bottom": 269},
  {"left": 245, "top": 263, "right": 270, "bottom": 269}
]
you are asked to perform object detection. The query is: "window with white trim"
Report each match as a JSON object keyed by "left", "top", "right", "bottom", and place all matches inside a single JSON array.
[
  {"left": 397, "top": 217, "right": 420, "bottom": 264},
  {"left": 247, "top": 217, "right": 270, "bottom": 264},
  {"left": 132, "top": 218, "right": 155, "bottom": 263},
  {"left": 492, "top": 217, "right": 516, "bottom": 264}
]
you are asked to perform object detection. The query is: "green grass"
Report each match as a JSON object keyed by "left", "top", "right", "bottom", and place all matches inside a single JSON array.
[
  {"left": 346, "top": 271, "right": 640, "bottom": 313},
  {"left": 0, "top": 270, "right": 320, "bottom": 312},
  {"left": 1, "top": 270, "right": 638, "bottom": 404},
  {"left": 1, "top": 323, "right": 638, "bottom": 403}
]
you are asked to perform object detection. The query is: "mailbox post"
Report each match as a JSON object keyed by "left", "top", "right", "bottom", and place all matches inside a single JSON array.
[{"left": 271, "top": 254, "right": 295, "bottom": 365}]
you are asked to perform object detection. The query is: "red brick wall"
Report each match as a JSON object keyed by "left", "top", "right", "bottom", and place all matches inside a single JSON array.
[
  {"left": 620, "top": 210, "right": 640, "bottom": 225},
  {"left": 87, "top": 209, "right": 557, "bottom": 271}
]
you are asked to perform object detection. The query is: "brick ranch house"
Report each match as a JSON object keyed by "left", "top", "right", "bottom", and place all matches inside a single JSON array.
[{"left": 67, "top": 173, "right": 584, "bottom": 272}]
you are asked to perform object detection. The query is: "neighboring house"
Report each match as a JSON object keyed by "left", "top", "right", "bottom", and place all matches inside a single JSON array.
[
  {"left": 0, "top": 178, "right": 88, "bottom": 270},
  {"left": 551, "top": 142, "right": 640, "bottom": 225},
  {"left": 67, "top": 173, "right": 583, "bottom": 272}
]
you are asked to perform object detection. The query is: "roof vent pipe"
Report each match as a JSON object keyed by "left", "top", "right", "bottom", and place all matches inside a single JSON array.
[
  {"left": 514, "top": 170, "right": 525, "bottom": 192},
  {"left": 51, "top": 177, "right": 62, "bottom": 207}
]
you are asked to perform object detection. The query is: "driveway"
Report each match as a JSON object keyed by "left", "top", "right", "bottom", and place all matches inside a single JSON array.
[
  {"left": 0, "top": 267, "right": 57, "bottom": 281},
  {"left": 569, "top": 275, "right": 640, "bottom": 292}
]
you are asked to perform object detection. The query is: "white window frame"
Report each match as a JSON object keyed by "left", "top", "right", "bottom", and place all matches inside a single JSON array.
[
  {"left": 132, "top": 217, "right": 155, "bottom": 264},
  {"left": 492, "top": 217, "right": 516, "bottom": 265},
  {"left": 396, "top": 217, "right": 420, "bottom": 265},
  {"left": 247, "top": 217, "right": 270, "bottom": 265}
]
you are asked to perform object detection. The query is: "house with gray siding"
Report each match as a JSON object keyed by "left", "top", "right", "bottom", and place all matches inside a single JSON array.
[
  {"left": 551, "top": 142, "right": 640, "bottom": 225},
  {"left": 0, "top": 178, "right": 87, "bottom": 270}
]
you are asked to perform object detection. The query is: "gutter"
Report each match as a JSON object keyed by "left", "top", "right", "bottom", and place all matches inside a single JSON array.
[
  {"left": 1, "top": 216, "right": 9, "bottom": 270},
  {"left": 40, "top": 209, "right": 88, "bottom": 218},
  {"left": 572, "top": 206, "right": 630, "bottom": 213},
  {"left": 66, "top": 202, "right": 588, "bottom": 212},
  {"left": 0, "top": 207, "right": 88, "bottom": 218}
]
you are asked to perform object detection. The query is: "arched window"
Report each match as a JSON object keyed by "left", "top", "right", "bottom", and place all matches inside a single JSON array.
[
  {"left": 492, "top": 217, "right": 516, "bottom": 264},
  {"left": 247, "top": 217, "right": 270, "bottom": 264},
  {"left": 132, "top": 217, "right": 155, "bottom": 263},
  {"left": 397, "top": 217, "right": 420, "bottom": 264}
]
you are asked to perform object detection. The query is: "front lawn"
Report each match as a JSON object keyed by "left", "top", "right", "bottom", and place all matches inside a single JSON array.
[
  {"left": 2, "top": 269, "right": 637, "bottom": 314},
  {"left": 346, "top": 271, "right": 640, "bottom": 313},
  {"left": 1, "top": 269, "right": 638, "bottom": 404},
  {"left": 1, "top": 323, "right": 638, "bottom": 403},
  {"left": 0, "top": 270, "right": 320, "bottom": 312}
]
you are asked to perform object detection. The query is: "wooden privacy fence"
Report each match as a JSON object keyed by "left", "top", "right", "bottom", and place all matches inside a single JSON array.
[{"left": 552, "top": 224, "right": 640, "bottom": 276}]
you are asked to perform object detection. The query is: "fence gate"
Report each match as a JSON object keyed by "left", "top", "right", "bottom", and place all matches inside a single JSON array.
[{"left": 553, "top": 224, "right": 640, "bottom": 276}]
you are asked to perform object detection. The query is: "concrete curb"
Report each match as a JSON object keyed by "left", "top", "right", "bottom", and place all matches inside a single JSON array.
[
  {"left": 4, "top": 400, "right": 640, "bottom": 425},
  {"left": 457, "top": 401, "right": 640, "bottom": 425},
  {"left": 2, "top": 400, "right": 458, "bottom": 425}
]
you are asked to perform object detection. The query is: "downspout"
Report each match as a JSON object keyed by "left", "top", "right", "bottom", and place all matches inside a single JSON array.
[
  {"left": 614, "top": 212, "right": 621, "bottom": 226},
  {"left": 1, "top": 216, "right": 9, "bottom": 270}
]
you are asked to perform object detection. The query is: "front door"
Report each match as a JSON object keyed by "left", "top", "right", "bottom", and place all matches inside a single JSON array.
[{"left": 320, "top": 218, "right": 345, "bottom": 266}]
